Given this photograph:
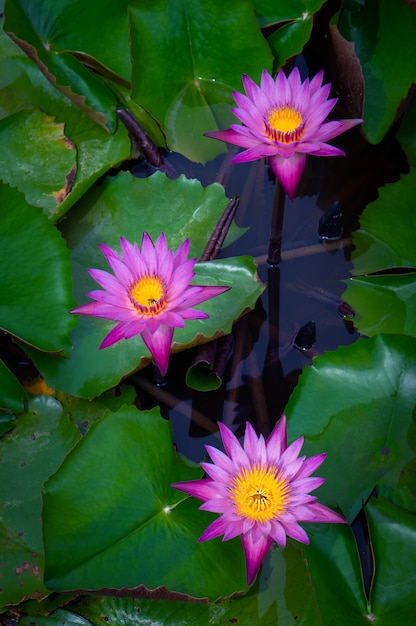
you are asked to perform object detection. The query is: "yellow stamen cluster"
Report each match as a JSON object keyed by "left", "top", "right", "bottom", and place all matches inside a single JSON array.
[
  {"left": 265, "top": 106, "right": 304, "bottom": 143},
  {"left": 230, "top": 463, "right": 290, "bottom": 523},
  {"left": 129, "top": 275, "right": 165, "bottom": 314}
]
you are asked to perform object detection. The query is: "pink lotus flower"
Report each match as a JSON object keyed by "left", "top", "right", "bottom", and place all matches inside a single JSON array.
[
  {"left": 206, "top": 68, "right": 363, "bottom": 200},
  {"left": 172, "top": 415, "right": 345, "bottom": 585},
  {"left": 71, "top": 233, "right": 229, "bottom": 376}
]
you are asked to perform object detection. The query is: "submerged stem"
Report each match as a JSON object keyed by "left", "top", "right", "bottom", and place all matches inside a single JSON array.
[{"left": 267, "top": 182, "right": 286, "bottom": 266}]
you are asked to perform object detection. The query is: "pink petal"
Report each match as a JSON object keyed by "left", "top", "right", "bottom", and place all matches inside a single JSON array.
[
  {"left": 205, "top": 444, "right": 235, "bottom": 474},
  {"left": 200, "top": 461, "right": 230, "bottom": 484},
  {"left": 205, "top": 127, "right": 260, "bottom": 149},
  {"left": 269, "top": 520, "right": 288, "bottom": 547},
  {"left": 300, "top": 502, "right": 346, "bottom": 524},
  {"left": 171, "top": 478, "right": 218, "bottom": 502},
  {"left": 292, "top": 454, "right": 326, "bottom": 481},
  {"left": 241, "top": 531, "right": 273, "bottom": 585},
  {"left": 100, "top": 323, "right": 130, "bottom": 348},
  {"left": 218, "top": 423, "right": 250, "bottom": 469},
  {"left": 269, "top": 153, "right": 306, "bottom": 200},
  {"left": 140, "top": 325, "right": 174, "bottom": 376},
  {"left": 199, "top": 516, "right": 230, "bottom": 541},
  {"left": 265, "top": 414, "right": 287, "bottom": 462}
]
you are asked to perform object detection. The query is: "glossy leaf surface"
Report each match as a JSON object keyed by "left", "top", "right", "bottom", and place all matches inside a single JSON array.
[
  {"left": 43, "top": 406, "right": 248, "bottom": 600},
  {"left": 253, "top": 0, "right": 327, "bottom": 27},
  {"left": 349, "top": 170, "right": 416, "bottom": 275},
  {"left": 286, "top": 334, "right": 416, "bottom": 521},
  {"left": 129, "top": 0, "right": 273, "bottom": 162},
  {"left": 4, "top": 0, "right": 119, "bottom": 130},
  {"left": 365, "top": 496, "right": 416, "bottom": 623},
  {"left": 343, "top": 273, "right": 416, "bottom": 338},
  {"left": 0, "top": 396, "right": 79, "bottom": 607},
  {"left": 0, "top": 183, "right": 76, "bottom": 353},
  {"left": 0, "top": 110, "right": 77, "bottom": 213},
  {"left": 0, "top": 30, "right": 131, "bottom": 220},
  {"left": 343, "top": 170, "right": 416, "bottom": 337},
  {"left": 338, "top": 0, "right": 416, "bottom": 143},
  {"left": 0, "top": 388, "right": 136, "bottom": 609}
]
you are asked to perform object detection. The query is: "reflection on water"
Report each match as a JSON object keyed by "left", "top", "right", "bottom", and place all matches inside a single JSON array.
[{"left": 132, "top": 122, "right": 407, "bottom": 461}]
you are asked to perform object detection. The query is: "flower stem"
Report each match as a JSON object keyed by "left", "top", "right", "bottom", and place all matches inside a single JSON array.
[{"left": 267, "top": 181, "right": 286, "bottom": 266}]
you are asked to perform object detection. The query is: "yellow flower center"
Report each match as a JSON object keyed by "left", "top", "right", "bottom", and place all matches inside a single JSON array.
[
  {"left": 265, "top": 106, "right": 304, "bottom": 143},
  {"left": 230, "top": 464, "right": 290, "bottom": 523},
  {"left": 129, "top": 275, "right": 166, "bottom": 314}
]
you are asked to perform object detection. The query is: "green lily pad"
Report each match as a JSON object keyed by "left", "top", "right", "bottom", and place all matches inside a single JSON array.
[
  {"left": 338, "top": 0, "right": 416, "bottom": 143},
  {"left": 0, "top": 395, "right": 80, "bottom": 608},
  {"left": 365, "top": 496, "right": 416, "bottom": 623},
  {"left": 0, "top": 387, "right": 137, "bottom": 611},
  {"left": 343, "top": 273, "right": 416, "bottom": 338},
  {"left": 285, "top": 334, "right": 416, "bottom": 521},
  {"left": 350, "top": 170, "right": 416, "bottom": 275},
  {"left": 129, "top": 0, "right": 273, "bottom": 162},
  {"left": 0, "top": 183, "right": 77, "bottom": 353},
  {"left": 0, "top": 358, "right": 27, "bottom": 414},
  {"left": 343, "top": 170, "right": 416, "bottom": 338},
  {"left": 26, "top": 172, "right": 263, "bottom": 399},
  {"left": 4, "top": 0, "right": 118, "bottom": 131},
  {"left": 43, "top": 406, "right": 248, "bottom": 600},
  {"left": 254, "top": 0, "right": 327, "bottom": 67},
  {"left": 300, "top": 523, "right": 369, "bottom": 625},
  {"left": 253, "top": 0, "right": 327, "bottom": 27},
  {"left": 0, "top": 110, "right": 77, "bottom": 213},
  {"left": 0, "top": 29, "right": 131, "bottom": 220}
]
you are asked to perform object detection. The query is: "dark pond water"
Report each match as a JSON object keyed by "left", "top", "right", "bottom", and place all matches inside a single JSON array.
[{"left": 129, "top": 121, "right": 408, "bottom": 463}]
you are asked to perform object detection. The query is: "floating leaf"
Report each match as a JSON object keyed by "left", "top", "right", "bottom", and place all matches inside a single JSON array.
[
  {"left": 255, "top": 1, "right": 328, "bottom": 68},
  {"left": 0, "top": 110, "right": 77, "bottom": 214},
  {"left": 129, "top": 0, "right": 273, "bottom": 162},
  {"left": 0, "top": 183, "right": 77, "bottom": 353},
  {"left": 43, "top": 406, "right": 248, "bottom": 600},
  {"left": 4, "top": 0, "right": 118, "bottom": 131},
  {"left": 365, "top": 496, "right": 416, "bottom": 624},
  {"left": 26, "top": 172, "right": 263, "bottom": 399},
  {"left": 253, "top": 0, "right": 327, "bottom": 27},
  {"left": 285, "top": 334, "right": 416, "bottom": 521},
  {"left": 300, "top": 524, "right": 369, "bottom": 625},
  {"left": 349, "top": 170, "right": 416, "bottom": 275},
  {"left": 0, "top": 396, "right": 80, "bottom": 608},
  {"left": 338, "top": 0, "right": 416, "bottom": 143},
  {"left": 343, "top": 273, "right": 416, "bottom": 338},
  {"left": 343, "top": 170, "right": 416, "bottom": 337},
  {"left": 0, "top": 29, "right": 131, "bottom": 220}
]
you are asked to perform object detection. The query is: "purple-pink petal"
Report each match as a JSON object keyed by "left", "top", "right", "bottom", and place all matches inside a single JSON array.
[
  {"left": 171, "top": 478, "right": 218, "bottom": 501},
  {"left": 171, "top": 415, "right": 346, "bottom": 586},
  {"left": 269, "top": 153, "right": 306, "bottom": 200},
  {"left": 205, "top": 67, "right": 363, "bottom": 199},
  {"left": 141, "top": 325, "right": 173, "bottom": 376},
  {"left": 241, "top": 532, "right": 273, "bottom": 586}
]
